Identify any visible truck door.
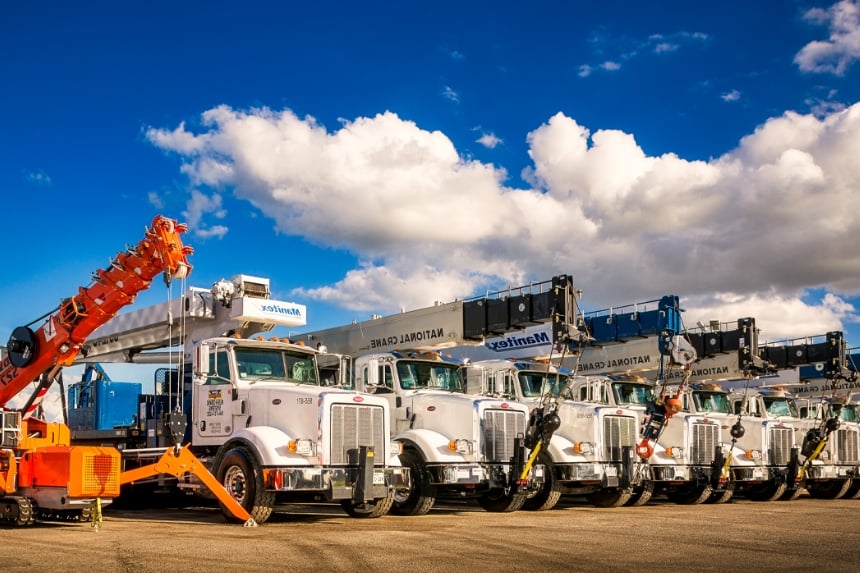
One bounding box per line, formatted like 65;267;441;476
193;345;233;438
364;359;409;434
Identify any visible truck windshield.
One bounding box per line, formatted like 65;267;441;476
235;347;318;386
837;404;859;423
518;372;567;398
612;382;654;406
692;391;732;414
397;360;463;392
762;397;799;418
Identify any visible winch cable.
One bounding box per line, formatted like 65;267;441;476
636;324;693;459
798;373;841;480
519;315;573;481
721;369;755;481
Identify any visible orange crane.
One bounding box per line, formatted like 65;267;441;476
0;215;193;525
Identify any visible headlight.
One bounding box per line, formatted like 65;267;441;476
745;449;762;460
665;447;684;459
573;442;593;454
288;438;316;456
448;439;473;454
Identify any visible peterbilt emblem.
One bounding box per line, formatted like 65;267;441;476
272;398;282;405
353;396;364;403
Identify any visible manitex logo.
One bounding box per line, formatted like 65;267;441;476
486;331;551;352
260;303;303;317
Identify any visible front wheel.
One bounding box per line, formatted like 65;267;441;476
391;450;435;516
624;480;655;507
705;482;735;504
585;488;633;508
807;479;852;500
522;454;562;511
477;490;526;512
842;479;860;499
745;480;787;502
341;490;394;518
665;483;713;505
217;447;276;524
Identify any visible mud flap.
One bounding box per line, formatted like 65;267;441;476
510;436;530;492
710;446;725;490
620;445;634;489
785;447;801;491
349;445;375;503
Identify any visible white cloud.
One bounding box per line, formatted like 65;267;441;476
148;191;164;209
148;102;860;340
721;89;741;102
23;169;51;185
442;86;460;103
477;132;503;148
795;0;860;75
182;188;228;239
578;64;592;78
600;61;621;71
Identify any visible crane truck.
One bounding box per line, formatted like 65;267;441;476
461;358;651;509
70;274;406;523
300;275;578;515
0;215;192;526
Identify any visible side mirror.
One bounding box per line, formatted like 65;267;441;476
194;343;210;383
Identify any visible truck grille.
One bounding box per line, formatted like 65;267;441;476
603;415;636;462
330;404;386;465
690;423;719;465
834;428;859;464
768;427;794;466
482;409;526;462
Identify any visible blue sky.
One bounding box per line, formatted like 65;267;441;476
2;0;860;389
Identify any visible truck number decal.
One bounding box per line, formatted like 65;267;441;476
296;397;313;405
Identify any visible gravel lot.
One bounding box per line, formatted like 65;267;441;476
1;494;857;573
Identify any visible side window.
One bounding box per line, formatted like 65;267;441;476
207;349;231;384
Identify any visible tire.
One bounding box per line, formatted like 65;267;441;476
842;479;860;499
390;450;435;516
341;489;394;518
706;482;735;504
625;480;655;507
665;483;713;505
585;488;633;508
745;480;787;502
477;490;527;512
217;447;275;524
779;486;803;501
522;454;562;511
807;479;852;500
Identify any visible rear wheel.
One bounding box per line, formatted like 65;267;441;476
778;486;803;501
586;488;633;508
522;454;562;511
217;447;275;524
477;490;526;512
807;479;852;500
665;483;713;505
391;450;435;516
745;480;787;502
341;489;394;518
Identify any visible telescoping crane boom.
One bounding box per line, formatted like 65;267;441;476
0;215;192;526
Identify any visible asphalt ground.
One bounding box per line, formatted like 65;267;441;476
1;494;857;573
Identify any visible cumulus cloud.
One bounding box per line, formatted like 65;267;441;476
147;102;860;340
477;132;503;148
721;89;741;102
795;0;860;75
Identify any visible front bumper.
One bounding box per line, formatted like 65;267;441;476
261;466;408;501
